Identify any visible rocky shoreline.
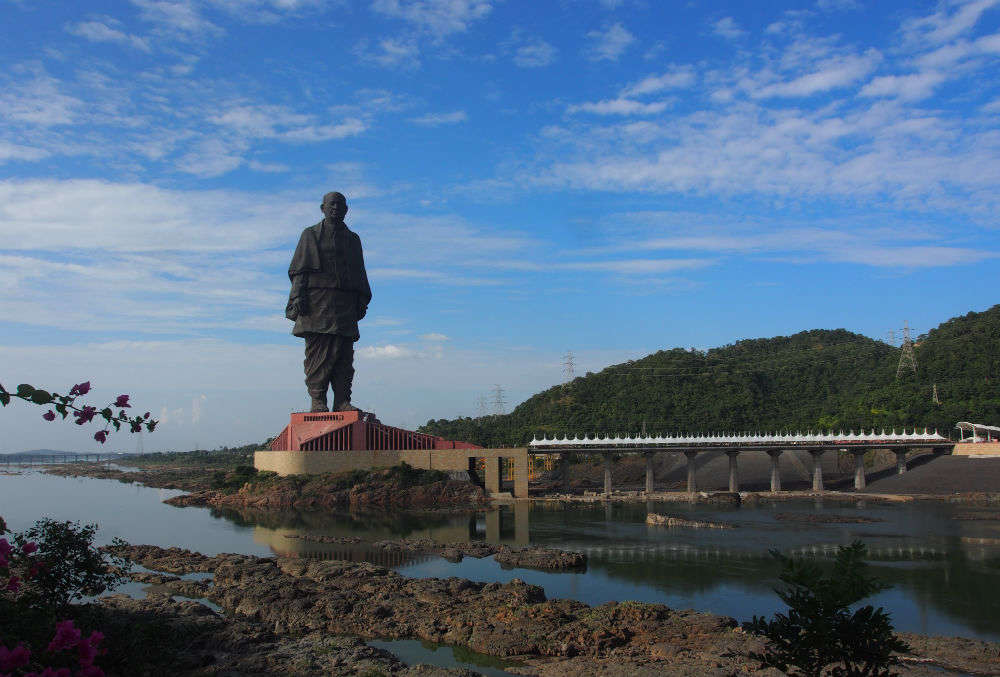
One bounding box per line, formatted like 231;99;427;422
104;543;1000;676
283;535;587;570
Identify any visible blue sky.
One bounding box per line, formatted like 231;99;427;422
1;0;998;452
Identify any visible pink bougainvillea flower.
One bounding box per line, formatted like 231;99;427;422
93;430;108;444
6;576;21;592
42;410;56;421
0;643;31;671
21;542;38;555
73;406;97;425
69;382;91;397
47;620;82;653
143;411;150;419
113;395;130;408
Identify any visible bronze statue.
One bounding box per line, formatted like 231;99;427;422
286;192;372;412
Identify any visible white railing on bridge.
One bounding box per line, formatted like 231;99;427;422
529;428;948;449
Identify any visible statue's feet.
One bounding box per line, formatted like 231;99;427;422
310;397;328;412
333;400;360;412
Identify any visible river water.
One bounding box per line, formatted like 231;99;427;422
2;468;999;651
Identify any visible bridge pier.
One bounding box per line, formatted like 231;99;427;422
603;453;612;497
809;449;825;491
726;451;739;492
559;453;570;490
767;450;782;492
684;450;697;493
853;451;867;490
895;449;907;475
644;452;655;495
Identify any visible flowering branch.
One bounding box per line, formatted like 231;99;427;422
0;381;157;445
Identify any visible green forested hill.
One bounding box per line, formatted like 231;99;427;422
419;305;1000;447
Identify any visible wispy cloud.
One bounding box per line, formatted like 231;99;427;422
712;17;746;40
567;98;670;116
66;19;152;52
410;110;468;125
513;39;557;67
620;66;696;97
585;22;635;61
371;0;494;37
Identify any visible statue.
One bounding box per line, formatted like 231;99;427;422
286;192;372;412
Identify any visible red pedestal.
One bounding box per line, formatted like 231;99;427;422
269;410;479;452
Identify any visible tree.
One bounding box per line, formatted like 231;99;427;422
745;541;910;677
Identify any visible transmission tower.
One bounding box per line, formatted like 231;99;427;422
474;393;488;418
932;383;941;404
562;350;576;381
896;321;917;379
492;384;506;415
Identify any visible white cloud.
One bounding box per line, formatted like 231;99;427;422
620;66;696;97
410;110;468;125
585;22;635;61
0;74;82;126
358;37;421;68
567;98;670;116
816;0;861;10
513;39;557;68
129;0;222;36
209;104;367;142
420;332;450;341
66;20;151;51
859;71;947;101
371;0;494;37
901;0;999;46
358;344;418;359
712;17;746;40
753;50;881;98
0;141;48;163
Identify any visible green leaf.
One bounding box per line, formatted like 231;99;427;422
30;389;53;405
16;383;35;397
0;392;9;406
112;420;121;431
56;403;68;419
101;407;112;421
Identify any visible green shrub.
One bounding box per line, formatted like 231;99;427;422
745;541;909;677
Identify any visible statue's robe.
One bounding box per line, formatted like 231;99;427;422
286;219;371;340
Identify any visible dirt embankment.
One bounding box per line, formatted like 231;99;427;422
106;543;1000;677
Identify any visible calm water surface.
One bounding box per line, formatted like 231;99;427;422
2;469;999;647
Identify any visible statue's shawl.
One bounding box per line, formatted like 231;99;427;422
288;222;324;280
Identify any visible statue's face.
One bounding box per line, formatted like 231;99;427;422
322;195;347;221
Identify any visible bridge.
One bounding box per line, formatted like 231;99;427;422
529;428;952;494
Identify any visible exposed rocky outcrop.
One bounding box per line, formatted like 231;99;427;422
773;512;883;524
101;543;1000;677
285;535;587;570
98;593;477;676
645;514;734;529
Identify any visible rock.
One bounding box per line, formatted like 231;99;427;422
494;546;587;570
646;514;734;529
773;513;883;524
700;492;741;506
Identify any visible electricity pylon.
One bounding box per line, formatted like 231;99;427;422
562;350;576;382
896;321;917;379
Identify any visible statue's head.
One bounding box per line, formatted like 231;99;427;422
321;191;348;222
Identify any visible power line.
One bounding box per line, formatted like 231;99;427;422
474;393;488;418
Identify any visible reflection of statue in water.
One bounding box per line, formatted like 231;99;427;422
286;192;372;412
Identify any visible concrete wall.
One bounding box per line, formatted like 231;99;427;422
253;447;529;498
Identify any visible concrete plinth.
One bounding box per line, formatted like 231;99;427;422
645;453;655;494
603;453;612;496
727;451;739;492
768;450;782;492
853;451;867;490
685;450;698;493
810;450;824;491
895;450;907;475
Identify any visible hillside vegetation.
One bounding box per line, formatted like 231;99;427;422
419;305;1000;447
